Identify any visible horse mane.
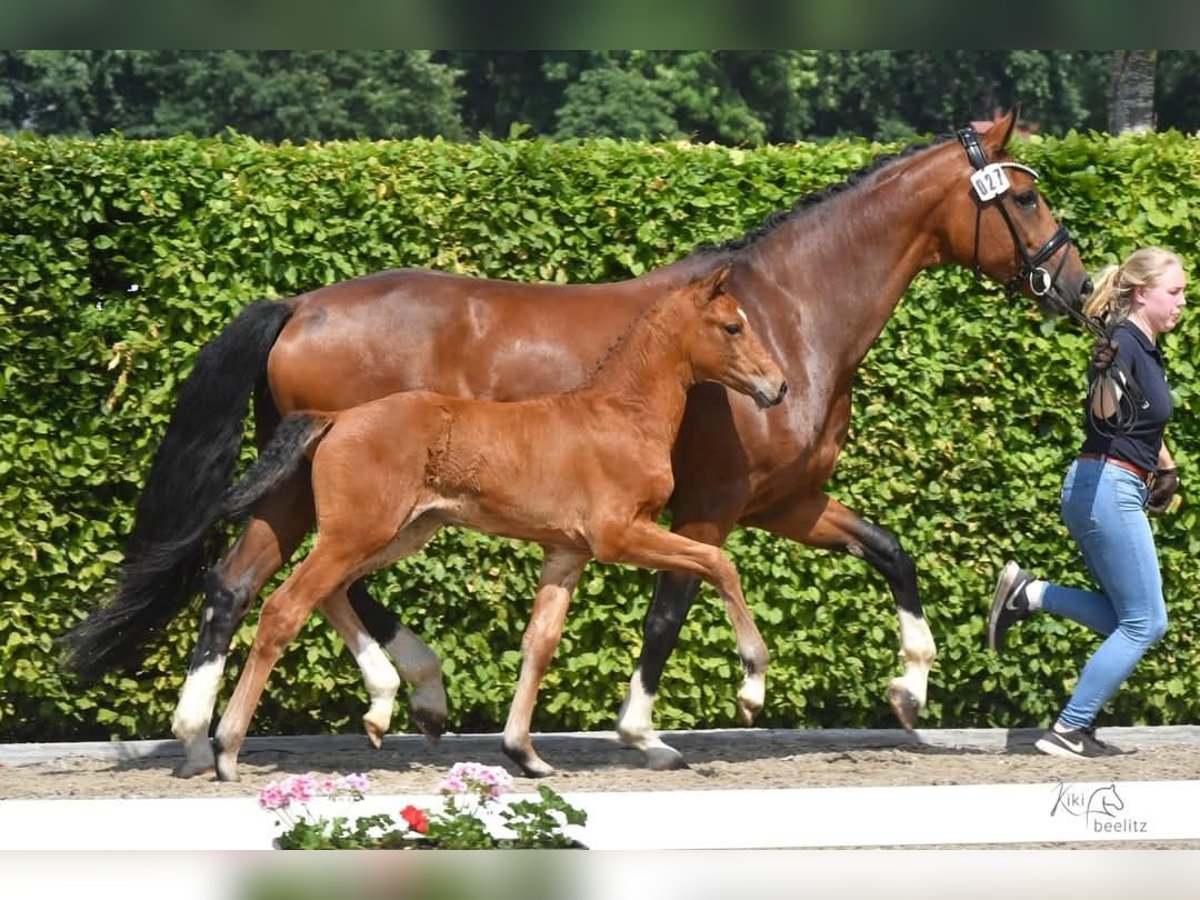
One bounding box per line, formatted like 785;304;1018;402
583;292;668;384
691;133;956;257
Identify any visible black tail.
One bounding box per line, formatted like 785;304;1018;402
60;300;294;678
222;413;331;524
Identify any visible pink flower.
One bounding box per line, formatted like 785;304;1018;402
281;774;317;804
439;762;513;798
341;773;371;794
256;781;289;811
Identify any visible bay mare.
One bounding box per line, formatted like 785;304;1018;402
209;266;787;781
63;110;1093;776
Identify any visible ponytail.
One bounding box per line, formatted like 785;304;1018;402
1082;246;1182;327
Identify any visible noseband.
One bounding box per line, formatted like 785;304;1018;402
956;127;1096;332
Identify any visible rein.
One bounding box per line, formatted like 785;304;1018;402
956;127;1146;437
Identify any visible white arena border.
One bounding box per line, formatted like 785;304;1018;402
3;726;1200;850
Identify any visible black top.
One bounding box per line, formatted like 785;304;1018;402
1079;320;1172;472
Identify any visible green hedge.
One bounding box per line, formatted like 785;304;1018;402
2;131;1198;743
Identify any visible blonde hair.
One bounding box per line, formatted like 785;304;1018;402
1083;245;1183;325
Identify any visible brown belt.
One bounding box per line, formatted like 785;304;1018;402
1079;452;1155;487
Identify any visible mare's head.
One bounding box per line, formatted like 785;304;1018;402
939;107;1092;318
678;263;788;408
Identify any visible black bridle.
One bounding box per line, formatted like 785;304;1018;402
956;126;1103;338
957;127;1146;434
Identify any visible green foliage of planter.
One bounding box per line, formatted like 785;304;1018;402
2;130;1198;743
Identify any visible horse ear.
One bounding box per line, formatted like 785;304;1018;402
983;105;1019;152
700;263;733;302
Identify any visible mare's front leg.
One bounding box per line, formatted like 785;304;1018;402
502;547;590;778
745;491;934;729
616;520;730;771
171;471;313;777
597;521;768;730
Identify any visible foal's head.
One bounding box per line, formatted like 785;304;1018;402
679;264;788;408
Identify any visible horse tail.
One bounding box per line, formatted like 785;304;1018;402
222;413;332;524
60;299;294;678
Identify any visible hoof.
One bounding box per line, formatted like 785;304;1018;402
172;759;215;779
173;739;216;778
214;761;240;783
736;699;761;726
502;741;555;778
364;717;386;750
410;707;445;743
643;745;687;771
887;684;921;731
519;760;555;779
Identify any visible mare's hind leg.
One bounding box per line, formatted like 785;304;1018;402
745;491;934;730
502;547;589;778
171;472;312;777
616;520;730;771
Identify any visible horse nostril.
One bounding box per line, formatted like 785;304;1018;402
777;381;789;400
1080;277;1094;298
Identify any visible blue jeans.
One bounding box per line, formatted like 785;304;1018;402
1040;457;1168;729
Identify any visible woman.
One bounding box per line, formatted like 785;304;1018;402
988;246;1187;759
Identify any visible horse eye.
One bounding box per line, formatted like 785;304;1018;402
724;323;743;336
1015;191;1038;209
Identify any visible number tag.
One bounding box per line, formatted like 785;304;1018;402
970;163;1011;201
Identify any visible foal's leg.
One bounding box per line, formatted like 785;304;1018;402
339;581;448;742
319;592;402;749
171;474;312;777
213;543;360;782
214;514;441;782
616;520;728;770
596;521;768;725
501;547;589;778
173;487;441;775
745;491;935;730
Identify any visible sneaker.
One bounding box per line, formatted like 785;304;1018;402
1080;725;1128;757
988;560;1035;652
1035;726;1126;759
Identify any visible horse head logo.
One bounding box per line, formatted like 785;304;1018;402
1086;784;1125;823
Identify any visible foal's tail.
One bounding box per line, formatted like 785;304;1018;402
222;413;332;524
60;300;294;678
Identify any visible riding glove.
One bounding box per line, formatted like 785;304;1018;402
1089;333;1118;376
1147;467;1180;515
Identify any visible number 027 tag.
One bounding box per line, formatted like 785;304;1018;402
970;163;1011;202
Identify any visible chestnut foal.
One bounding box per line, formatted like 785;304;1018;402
211;264;787;780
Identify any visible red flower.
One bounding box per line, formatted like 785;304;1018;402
400;804;429;834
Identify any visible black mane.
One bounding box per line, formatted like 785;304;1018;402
692;133;955;256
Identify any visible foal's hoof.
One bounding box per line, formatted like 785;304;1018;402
410;707;445;743
363;717;387;750
643;745;687;771
887;683;922;731
736;699;762;726
502;741;555;778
